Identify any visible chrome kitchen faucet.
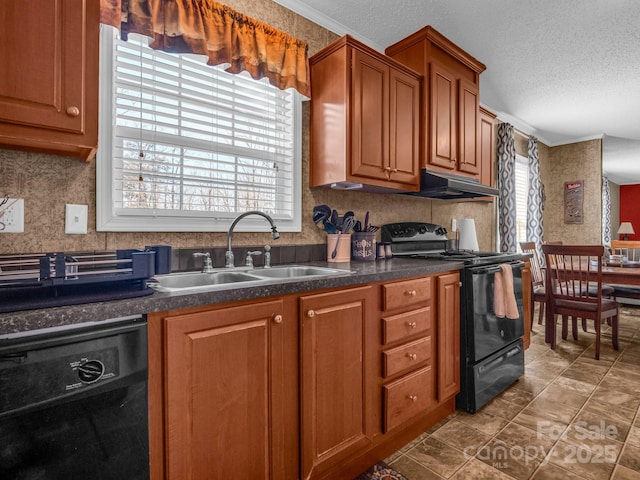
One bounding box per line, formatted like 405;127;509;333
226;211;280;268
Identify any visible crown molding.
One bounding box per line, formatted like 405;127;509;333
272;0;385;52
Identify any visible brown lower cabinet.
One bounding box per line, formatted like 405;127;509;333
147;271;460;479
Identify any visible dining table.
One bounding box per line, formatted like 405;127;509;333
544;260;640;343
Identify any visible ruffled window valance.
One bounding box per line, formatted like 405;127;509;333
99;0;310;97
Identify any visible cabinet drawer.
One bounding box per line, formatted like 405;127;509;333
383;277;432;310
383;366;432;432
382;306;432;345
382;336;431;378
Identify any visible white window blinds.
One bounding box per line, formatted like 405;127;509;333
97;27;302;232
515;154;530;245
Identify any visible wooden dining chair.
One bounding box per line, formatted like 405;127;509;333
610;240;640;302
519;242;545;327
542;244;619;360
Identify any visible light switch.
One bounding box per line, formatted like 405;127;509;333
65;204;88;234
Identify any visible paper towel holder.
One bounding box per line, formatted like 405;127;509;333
458;218;479;251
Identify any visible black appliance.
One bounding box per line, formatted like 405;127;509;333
0;316;149;479
404;169;499;200
382;222;525;413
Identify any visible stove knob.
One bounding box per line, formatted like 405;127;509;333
435;227;448;236
77;359;105;384
419;225;427;235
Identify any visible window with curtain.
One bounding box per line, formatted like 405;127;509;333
515;154;529;245
96;27;302;232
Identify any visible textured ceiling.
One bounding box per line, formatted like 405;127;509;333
275;0;640;185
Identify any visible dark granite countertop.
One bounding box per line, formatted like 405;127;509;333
0;258;463;338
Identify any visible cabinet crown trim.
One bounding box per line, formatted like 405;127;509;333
385;25;486;74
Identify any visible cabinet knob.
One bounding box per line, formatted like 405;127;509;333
66;106;80;117
306;310;315;318
405;290;417;297
407;353;417;360
407;321;417;329
273;314;283;324
408;395;418;402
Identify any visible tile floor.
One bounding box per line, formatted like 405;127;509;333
385;305;640;480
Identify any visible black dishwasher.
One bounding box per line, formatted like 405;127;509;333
0;316;149;480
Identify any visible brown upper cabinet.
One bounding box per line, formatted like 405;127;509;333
309;35;421;193
386;26;487;183
0;0;99;161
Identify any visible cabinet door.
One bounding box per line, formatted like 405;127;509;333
437;272;461;401
351;49;389;181
429;62;457;170
389;68;420;188
164;300;287;480
300;286;373;479
457;79;480;176
0;0;98;160
479;107;496;187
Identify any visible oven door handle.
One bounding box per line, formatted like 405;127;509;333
470;260;525;275
478;343;523;373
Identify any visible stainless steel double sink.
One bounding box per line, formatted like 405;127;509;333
149;265;354;293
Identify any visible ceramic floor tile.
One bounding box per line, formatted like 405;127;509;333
454;411;510;436
612;465;640;480
552;375;599;396
498;386;537;406
406;437;470;478
547;440;619;480
590;385;640;411
431;419;492;456
619;443;640;473
581;399;637;432
495;422;556;461
479;397;525;420
389;454;445;479
536;384;589;409
448;458;515;480
531;461;591;480
518;396;582;425
512;408;569;441
627;426;640;448
476;439;541;479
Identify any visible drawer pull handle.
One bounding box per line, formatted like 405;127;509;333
66;106;80;117
405;290;417;297
408;395;418;402
273;314;283;324
306;310;315;318
407;322;417;329
407;353;417;360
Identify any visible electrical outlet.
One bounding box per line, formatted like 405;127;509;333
65;204;88;235
0;198;25;233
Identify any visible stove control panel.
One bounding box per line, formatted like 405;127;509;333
381;222;448;242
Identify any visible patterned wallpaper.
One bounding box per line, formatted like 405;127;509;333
541;139;603;245
0;0;498;255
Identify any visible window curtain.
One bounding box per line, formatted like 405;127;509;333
497;123;517;253
99;0;311;97
602;175;612;246
526;136;544;262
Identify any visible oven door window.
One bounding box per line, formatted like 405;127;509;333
468;263;525;362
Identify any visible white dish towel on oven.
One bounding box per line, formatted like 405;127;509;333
494;263;519;319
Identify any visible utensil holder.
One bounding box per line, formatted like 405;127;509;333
351;232;376;261
327;234;351;262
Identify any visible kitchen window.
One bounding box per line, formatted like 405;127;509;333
96;27;302;232
515;154;529;245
